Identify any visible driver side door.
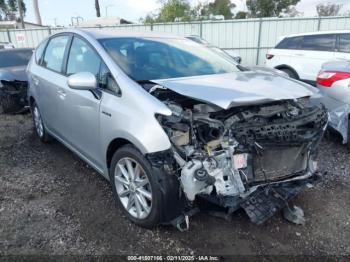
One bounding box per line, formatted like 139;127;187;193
57;36;104;170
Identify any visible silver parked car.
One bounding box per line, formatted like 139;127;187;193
316;61;350;147
27;29;328;229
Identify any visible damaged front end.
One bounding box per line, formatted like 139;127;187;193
0;80;28;113
151;87;328;226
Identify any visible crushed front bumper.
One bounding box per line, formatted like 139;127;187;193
201;171;322;225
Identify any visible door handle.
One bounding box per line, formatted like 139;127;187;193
294;53;304;56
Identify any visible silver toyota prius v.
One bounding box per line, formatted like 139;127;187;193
27;29;328;230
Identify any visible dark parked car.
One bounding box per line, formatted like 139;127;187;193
0;48;33;113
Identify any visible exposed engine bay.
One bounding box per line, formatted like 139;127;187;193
145;83;328;227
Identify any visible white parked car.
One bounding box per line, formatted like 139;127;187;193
265;30;350;85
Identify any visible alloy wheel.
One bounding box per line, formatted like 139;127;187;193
114;157;153;219
33;105;44;138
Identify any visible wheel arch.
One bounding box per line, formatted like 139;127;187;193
274;64;300;79
106;137;134;170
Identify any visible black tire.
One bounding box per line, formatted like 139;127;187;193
0;95;22;114
109;144;164;228
280;68;298;79
31;101;52;143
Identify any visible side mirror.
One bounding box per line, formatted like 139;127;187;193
68;72;97;90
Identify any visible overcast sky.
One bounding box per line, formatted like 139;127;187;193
22;0;350;26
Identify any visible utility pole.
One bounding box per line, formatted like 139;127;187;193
32;0;42;25
17;0;25;29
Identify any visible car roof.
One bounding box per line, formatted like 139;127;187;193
55;28;184;40
282;30;350;39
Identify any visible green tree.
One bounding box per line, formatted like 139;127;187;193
235;11;248;19
246;0;300;18
0;0;26;20
157;0;192;22
205;0;235;19
316;2;342;17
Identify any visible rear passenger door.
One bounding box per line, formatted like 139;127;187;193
290;34;336;82
36;34;71;133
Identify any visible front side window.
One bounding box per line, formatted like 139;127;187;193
66;37;101;76
42;35;70;73
275;36;302;49
301;34;336;51
339;34;350;53
99;37;240;81
0;49;33;68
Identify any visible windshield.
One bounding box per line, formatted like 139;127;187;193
99;37;239;81
0;49;33;68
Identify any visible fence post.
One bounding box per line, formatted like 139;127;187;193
199;20;203;37
6;29;11;43
317;17;321;31
150;23;153;31
255;18;263;65
48;27;52;35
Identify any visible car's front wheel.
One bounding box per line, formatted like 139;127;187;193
31;101;52;143
109;145;162;228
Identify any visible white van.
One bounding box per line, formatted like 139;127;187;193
265;30;350;85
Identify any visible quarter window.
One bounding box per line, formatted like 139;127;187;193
99;62;120;94
339;34;350;53
301;34;336;51
66;37;101;76
42;35;70;73
35;39;48;64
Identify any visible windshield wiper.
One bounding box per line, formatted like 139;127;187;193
237;64;249;71
136;80;156;85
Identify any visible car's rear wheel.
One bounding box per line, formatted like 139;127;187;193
280;68;298;79
109;145;162;228
31;101;52;143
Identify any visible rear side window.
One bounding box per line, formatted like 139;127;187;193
301;34;336;51
35;39;48;64
339;34;350;53
275;36;302;49
42;35;70;73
